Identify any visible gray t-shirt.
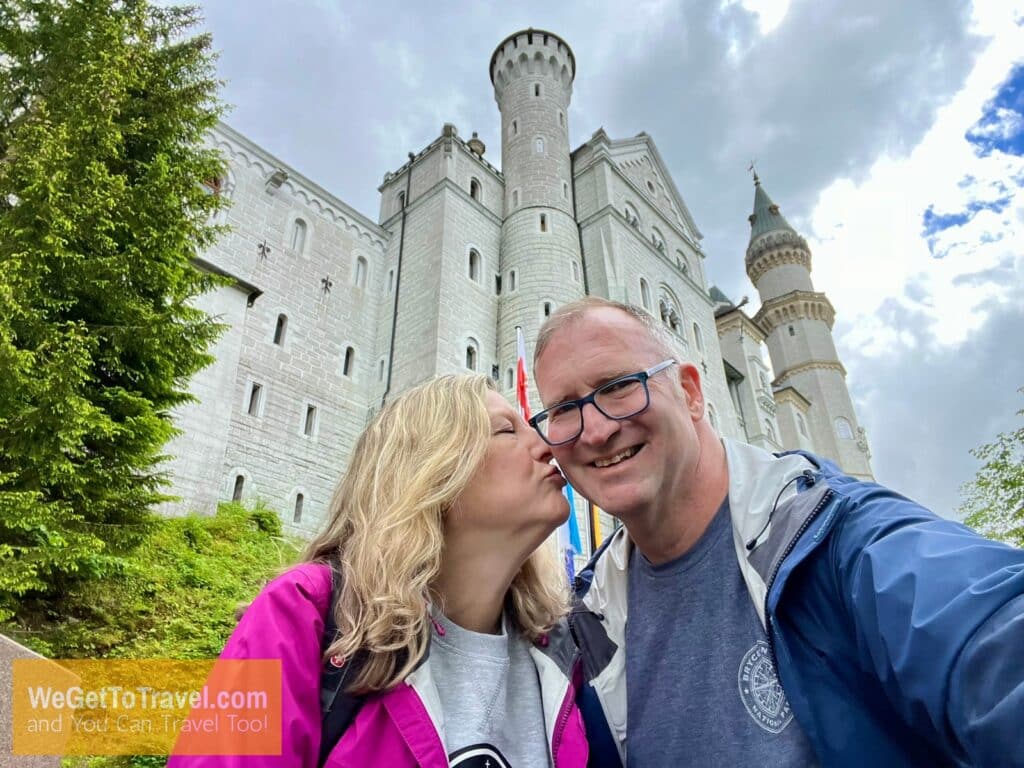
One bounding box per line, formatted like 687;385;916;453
429;610;551;768
625;499;818;767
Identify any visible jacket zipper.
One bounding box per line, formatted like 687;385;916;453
763;487;834;672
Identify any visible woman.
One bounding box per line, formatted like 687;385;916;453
169;374;587;767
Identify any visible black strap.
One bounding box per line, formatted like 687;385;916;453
317;558;366;767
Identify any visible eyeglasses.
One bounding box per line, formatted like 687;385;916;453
529;359;677;446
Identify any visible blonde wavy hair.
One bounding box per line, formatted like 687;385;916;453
304;373;569;693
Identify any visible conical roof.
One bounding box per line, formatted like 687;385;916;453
747;173;796;244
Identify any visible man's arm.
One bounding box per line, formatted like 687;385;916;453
831;481;1024;765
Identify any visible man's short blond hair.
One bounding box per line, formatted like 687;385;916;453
533;296;680;368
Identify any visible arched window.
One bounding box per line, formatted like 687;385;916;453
355;256;367;289
572;261;580;282
639;278;652;310
562;181;569;200
387;268;394;293
693;322;704;353
835;417;854;440
509;269;517;292
765;419;777;443
512;189;520;208
677;251;690;276
293;493;304;523
470;178;481;201
466;339;479;371
232;474;244;502
534;137;545;154
303;405;317;436
290;218;307;253
542;301;553;318
343;346;355;377
468;249;481;282
539;213;548;232
379;359;385;381
397;191;406;210
273;314;287;346
797;412;809;438
758;369;769;392
533;82;542;97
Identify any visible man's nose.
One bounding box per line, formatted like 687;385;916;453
577;401;621;447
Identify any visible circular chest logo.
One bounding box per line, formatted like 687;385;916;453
737;640;794;734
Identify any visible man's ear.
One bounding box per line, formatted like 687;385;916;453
677;363;704;421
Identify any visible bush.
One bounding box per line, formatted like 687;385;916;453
3;502;302;660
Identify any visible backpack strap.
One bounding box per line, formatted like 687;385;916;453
317;557;366;767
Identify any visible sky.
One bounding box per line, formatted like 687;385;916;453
194;0;1024;517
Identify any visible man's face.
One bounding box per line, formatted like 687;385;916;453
534;308;704;522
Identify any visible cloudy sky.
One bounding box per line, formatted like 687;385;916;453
195;0;1024;517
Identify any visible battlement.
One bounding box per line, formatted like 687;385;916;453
490;29;575;102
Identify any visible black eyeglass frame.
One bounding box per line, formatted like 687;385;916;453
529;359;678;446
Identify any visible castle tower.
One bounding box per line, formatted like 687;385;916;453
490;30;585;398
745;173;873;480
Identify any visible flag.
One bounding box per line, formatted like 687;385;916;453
558;483;584;581
589;502;603;553
515;326;531;420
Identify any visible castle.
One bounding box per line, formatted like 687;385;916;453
161;29;873;545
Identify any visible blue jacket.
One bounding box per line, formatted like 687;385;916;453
571;440;1024;767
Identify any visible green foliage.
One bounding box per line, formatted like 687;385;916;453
0;0;228;614
4;502;302;661
961;388;1024;548
3;503;301;768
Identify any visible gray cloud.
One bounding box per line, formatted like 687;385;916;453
843;290;1024;517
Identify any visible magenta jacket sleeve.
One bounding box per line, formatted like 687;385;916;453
167;562;332;768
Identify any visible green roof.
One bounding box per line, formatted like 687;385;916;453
709;285;731;305
748;173;796;243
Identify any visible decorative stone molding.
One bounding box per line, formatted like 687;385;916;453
715;311;766;343
746;246;812;285
757;393;777;415
745;228;809;265
773;359;847;387
754;290;835;333
210;126;389;251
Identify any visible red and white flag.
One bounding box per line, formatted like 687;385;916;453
515;326;531;421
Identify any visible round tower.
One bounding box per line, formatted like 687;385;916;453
490;29;584;402
745;173;873;480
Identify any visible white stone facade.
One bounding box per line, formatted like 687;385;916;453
160;29;871;542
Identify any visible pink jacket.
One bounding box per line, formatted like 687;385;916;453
168;563;588;767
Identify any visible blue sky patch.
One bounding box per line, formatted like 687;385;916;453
966;63;1024;156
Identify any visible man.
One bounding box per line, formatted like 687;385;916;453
531;296;1024;767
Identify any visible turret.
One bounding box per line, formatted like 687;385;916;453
490;30;584;405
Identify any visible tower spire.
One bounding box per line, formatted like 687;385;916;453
747;172;795;244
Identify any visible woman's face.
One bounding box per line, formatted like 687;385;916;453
450;390;570;542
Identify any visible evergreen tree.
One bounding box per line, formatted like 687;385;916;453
960;388;1024;549
0;0;226;619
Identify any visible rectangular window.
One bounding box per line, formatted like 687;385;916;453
495;273;502;295
540;213;548;233
304;405;317;436
247;383;263;416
